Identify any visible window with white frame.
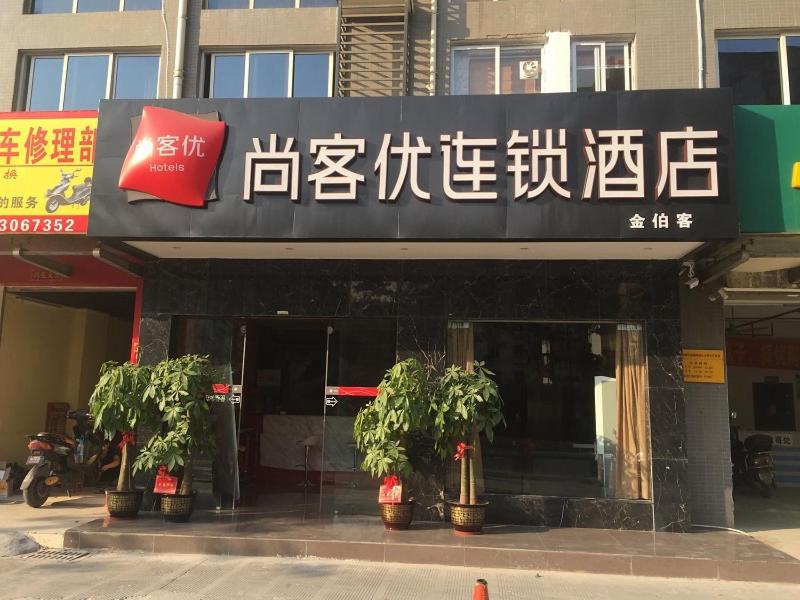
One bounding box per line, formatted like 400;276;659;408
205;0;336;8
31;0;161;12
206;51;332;98
572;42;631;93
451;46;542;95
718;36;800;105
26;53;160;110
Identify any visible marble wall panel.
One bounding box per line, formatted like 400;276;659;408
649;387;688;460
652;458;691;532
137;314;171;365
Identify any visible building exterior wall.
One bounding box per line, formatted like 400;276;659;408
703;0;800;89
680;286;734;528
0;0;797;107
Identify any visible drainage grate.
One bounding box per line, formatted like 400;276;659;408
25;548;89;562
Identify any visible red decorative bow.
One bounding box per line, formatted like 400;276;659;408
157;465;168;477
454;441;473;461
118;431;136;450
383;475;399;488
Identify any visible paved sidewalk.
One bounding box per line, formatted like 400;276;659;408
0;494;106;548
1;551;799;600
734;487;800;560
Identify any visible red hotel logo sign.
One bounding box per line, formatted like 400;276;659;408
118;106;225;208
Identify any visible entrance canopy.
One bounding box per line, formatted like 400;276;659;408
88;89;738;252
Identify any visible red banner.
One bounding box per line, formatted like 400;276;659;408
727;337;800;371
326;386;379;397
378;479;402;504
154;474;178;495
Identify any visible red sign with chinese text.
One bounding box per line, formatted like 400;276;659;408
118;106;225;208
726;337;800;371
154;473;178;495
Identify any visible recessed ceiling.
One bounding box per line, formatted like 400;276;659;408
10;291;135;321
733;257;800;273
127;241;703;261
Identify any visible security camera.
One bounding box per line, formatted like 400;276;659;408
686;277;700;289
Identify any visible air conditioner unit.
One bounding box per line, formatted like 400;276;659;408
519;60;540;80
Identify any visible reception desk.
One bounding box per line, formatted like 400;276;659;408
259;414;357;472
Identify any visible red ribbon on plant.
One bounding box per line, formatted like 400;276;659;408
118;431;136;450
454;441;473;461
383;474;399;489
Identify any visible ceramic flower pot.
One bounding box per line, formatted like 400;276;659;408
448;501;488;535
379;501;414;530
160;492;196;523
105;489;144;519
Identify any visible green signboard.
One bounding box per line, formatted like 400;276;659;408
736;105;800;233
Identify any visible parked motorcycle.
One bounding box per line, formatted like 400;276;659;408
45;169;92;214
731;426;776;498
21;409;101;508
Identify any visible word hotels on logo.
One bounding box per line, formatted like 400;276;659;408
242;126;720;212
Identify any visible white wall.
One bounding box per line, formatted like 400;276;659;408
0;295;131;465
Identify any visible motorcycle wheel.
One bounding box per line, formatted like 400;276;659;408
23;477;49;508
45;195;63;214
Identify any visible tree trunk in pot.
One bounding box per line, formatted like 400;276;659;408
117;442;130;492
179;454;193;495
468;447;477;506
459;452;469;505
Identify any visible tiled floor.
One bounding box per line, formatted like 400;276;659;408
64;495;800;584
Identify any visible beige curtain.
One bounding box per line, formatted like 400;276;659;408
615;325;652;500
446;322;484;494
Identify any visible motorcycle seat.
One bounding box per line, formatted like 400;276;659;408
35;432;71;446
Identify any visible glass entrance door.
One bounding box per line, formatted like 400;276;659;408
319;318;398;516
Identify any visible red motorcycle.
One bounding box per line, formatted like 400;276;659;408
21;409;101;508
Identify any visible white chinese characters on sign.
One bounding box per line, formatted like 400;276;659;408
656;127;718;199
241;127;720;217
627;211;693;230
441;131;498;201
374;132;432;202
583;129;644;199
507;129;570;200
308;133;366;201
243;134;300;202
134;135;207;160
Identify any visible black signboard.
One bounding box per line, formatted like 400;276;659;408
88;89;737;241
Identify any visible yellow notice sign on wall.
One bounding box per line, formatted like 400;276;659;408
0;111;97;234
683;349;726;384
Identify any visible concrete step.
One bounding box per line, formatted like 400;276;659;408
62;510;800;584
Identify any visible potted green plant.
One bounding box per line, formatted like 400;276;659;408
431;361;505;535
133;355;216;522
89;361;156;518
353;358;432;530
